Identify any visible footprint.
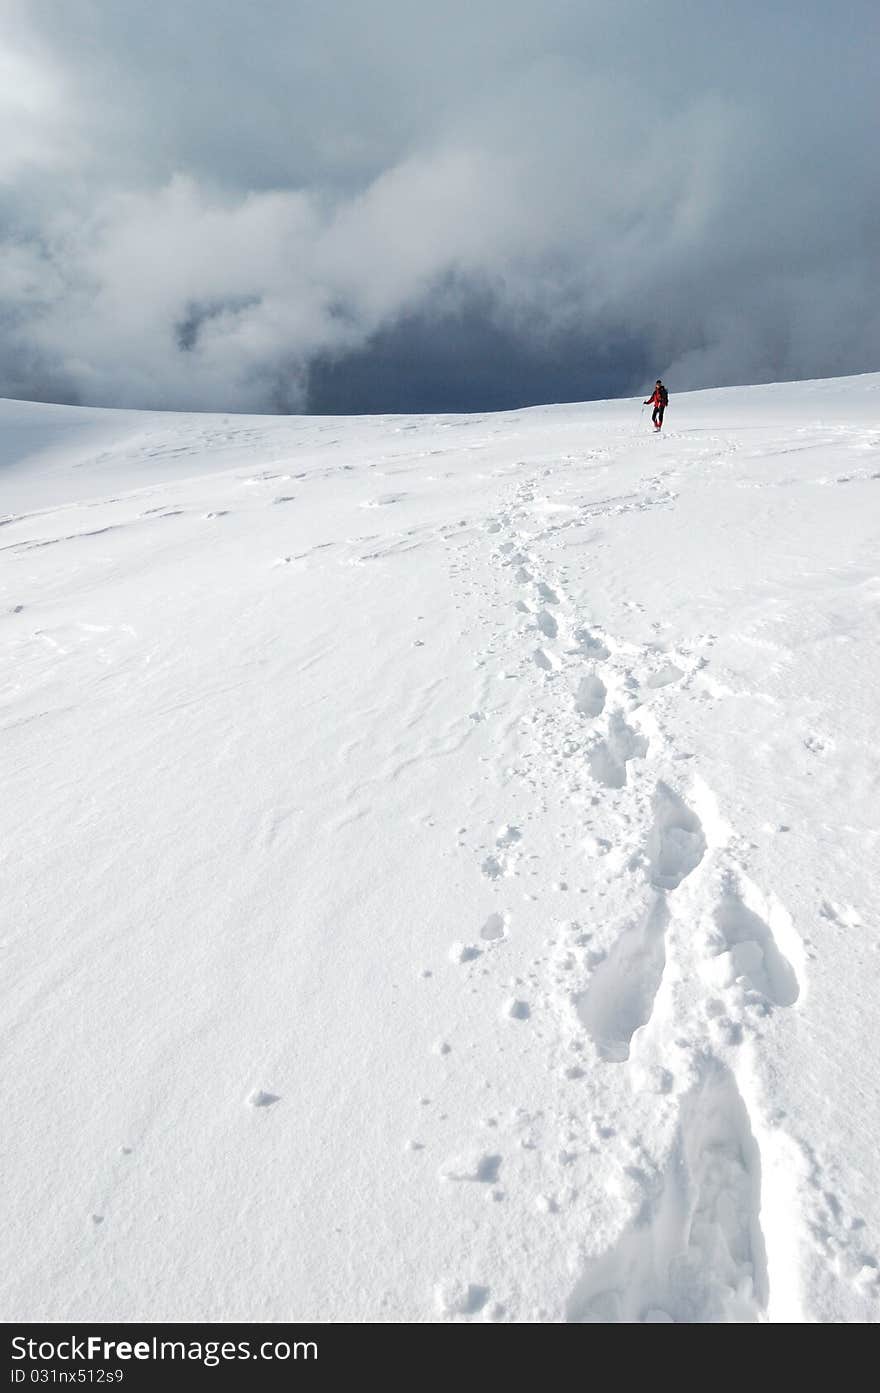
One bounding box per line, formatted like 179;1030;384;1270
575;674;607;718
449;942;482;964
819;900;861;928
646;784;706;890
481;911;509;941
536;610;558;640
536;582;560;605
576;896;669;1061
440;1153;503;1183
588;715;648;789
571;627;611;660
504;998;531;1020
567;1060;768;1321
435;1281;491;1317
495;825;522;848
646;662;684;689
712;877;800;1006
247;1089;281;1108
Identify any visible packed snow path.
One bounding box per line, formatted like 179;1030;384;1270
2;377;879;1322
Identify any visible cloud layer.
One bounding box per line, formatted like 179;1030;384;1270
1;1;878;412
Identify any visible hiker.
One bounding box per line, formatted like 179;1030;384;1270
644;380;668;430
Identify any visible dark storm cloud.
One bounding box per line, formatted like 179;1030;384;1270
1;0;878;412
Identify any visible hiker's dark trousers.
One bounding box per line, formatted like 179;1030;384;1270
652;406;665;427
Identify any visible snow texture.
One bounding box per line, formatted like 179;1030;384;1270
2;375;880;1322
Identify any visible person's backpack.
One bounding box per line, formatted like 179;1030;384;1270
658;384;669;407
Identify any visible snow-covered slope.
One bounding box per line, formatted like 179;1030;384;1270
2;376;879;1323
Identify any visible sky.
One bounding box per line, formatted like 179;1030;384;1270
1;0;878;414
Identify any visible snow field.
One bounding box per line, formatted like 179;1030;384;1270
2;377;879;1321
